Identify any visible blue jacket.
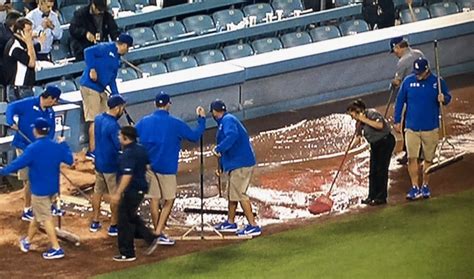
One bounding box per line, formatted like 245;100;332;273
136;110;206;174
94;112;121;173
0;137;73;196
6;96;56;150
395;73;451;131
80;42;120;95
215;113;256;172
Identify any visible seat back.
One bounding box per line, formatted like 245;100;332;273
251;37;283;54
399;7;431;23
223;43;254;60
429;2;459;17
116;67;139;81
183;15;215;35
339;19;370;36
138;61;168;76
165;56;198;72
127;27;157;47
195;49;226;66
60;4;85;24
212;9;245;27
153;21;187;42
309;25;341;42
243;3;274;23
45;80;77;93
280;31;312;48
271;0;304;17
50;42;70;62
456;0;473;9
120;0;149;11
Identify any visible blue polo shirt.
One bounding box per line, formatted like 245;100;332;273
94;112;121;173
6;96;56;150
395;73;451;131
119;142;149;193
80;42;120;95
0;137;74;196
136;110;206;174
215;113;256;172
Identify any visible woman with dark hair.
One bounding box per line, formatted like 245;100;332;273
347;99;395;206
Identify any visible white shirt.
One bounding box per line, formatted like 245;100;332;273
25;7;63;54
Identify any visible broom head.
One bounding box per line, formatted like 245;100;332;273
308;194;334;215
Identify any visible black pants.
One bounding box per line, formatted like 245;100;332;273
118;190;155;257
368;134;396;201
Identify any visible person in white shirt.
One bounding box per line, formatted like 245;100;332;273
0;0;12;23
25;0;62;61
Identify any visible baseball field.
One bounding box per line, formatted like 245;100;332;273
0;74;473;278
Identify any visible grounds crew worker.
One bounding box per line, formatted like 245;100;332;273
79;33;133;159
394;58;451;200
211;100;262;237
347;99;395;206
89;95;126;236
136;92;206;246
389;36;424;165
0;117;74;260
110;126;159;262
6;85;62;221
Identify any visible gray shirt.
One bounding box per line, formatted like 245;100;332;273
358;109;391;144
395;47;424;82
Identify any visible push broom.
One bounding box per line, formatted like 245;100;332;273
425;40;465;174
308;128;358;215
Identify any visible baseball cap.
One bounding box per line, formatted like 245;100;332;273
31;117;50;132
107;95;126;109
117;33;133;47
155;92;171;106
389;36;404;53
42;85;61;99
210;100;226;112
92;0;107;11
413;58;429;75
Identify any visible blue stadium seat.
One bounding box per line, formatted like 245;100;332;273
251;37;283;54
50;42;70;62
32;86;44;97
399;7;431;23
45;80;77;93
243;3;274;23
393;0;423;9
108;0;121;10
223;43;254;60
74;76;82;88
127;27;157;47
309;25;341;42
429;2;460;17
212;9;245;27
165;56;198;72
338;19;370;36
59;0;88;8
138;61;168;76
280;31;312;48
456;0;473;10
153;21;188;42
334;0;352;7
194;49;226;66
183;15;215;35
60;4;85;24
271;0;305;17
120;0;149;11
10;0;24;13
117;67;139;81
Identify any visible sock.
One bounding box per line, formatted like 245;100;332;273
23;207;31;212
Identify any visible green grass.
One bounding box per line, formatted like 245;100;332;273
98;190;474;279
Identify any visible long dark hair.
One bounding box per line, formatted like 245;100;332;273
347;99;366;114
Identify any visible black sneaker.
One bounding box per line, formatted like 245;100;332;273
369;199;387;206
361;197;372;204
397;155;408;165
145;237;159;255
113;255;136;262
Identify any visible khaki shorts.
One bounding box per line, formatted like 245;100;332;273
146;169;177;200
31;195;53;223
80;86;108;122
405;128;439;162
16;149;28;181
227;167;253;202
94;172;118;195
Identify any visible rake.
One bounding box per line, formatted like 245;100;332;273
425;40;465;174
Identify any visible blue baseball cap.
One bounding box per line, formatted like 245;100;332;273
210;100;226;112
389;36;405;53
107;95;126;108
413;58;429;74
42;85;61;99
117;33;133;47
155;92;171;106
31;117;50;132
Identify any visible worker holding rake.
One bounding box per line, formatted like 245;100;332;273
347;99;395;206
394;58;451;200
0;118;74;259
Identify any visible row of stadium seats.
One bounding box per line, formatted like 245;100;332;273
399;1;468;24
39;20;369;93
